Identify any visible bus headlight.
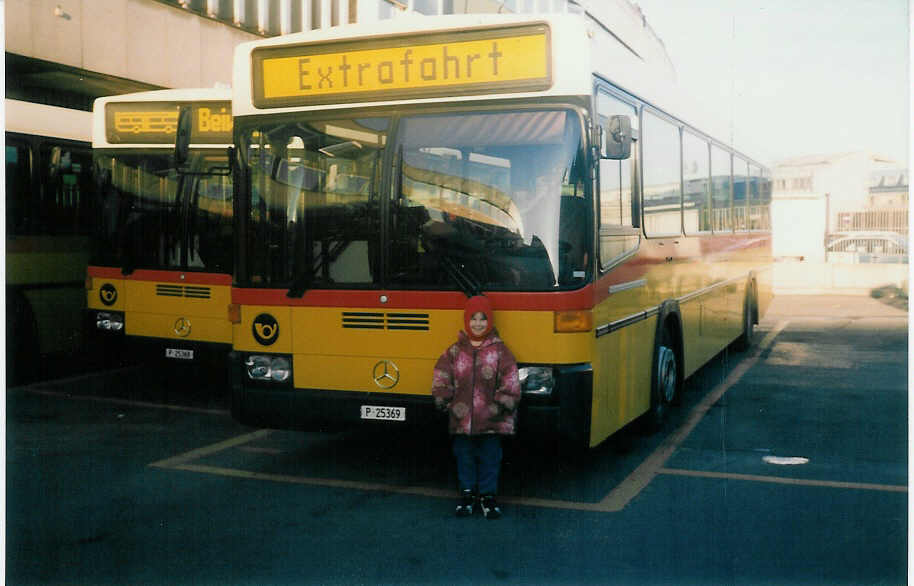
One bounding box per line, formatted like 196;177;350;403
245;355;292;383
518;366;554;396
95;311;124;332
270;357;291;382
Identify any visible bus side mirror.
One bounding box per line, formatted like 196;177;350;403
174;106;192;166
601;115;632;160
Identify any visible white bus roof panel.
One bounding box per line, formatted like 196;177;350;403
5;99;92;142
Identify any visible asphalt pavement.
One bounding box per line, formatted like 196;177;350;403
5;294;908;585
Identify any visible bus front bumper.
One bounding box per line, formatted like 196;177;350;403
229;351;592;442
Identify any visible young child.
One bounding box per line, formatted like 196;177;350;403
431;295;521;519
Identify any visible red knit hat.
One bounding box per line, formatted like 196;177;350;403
463;295;494;341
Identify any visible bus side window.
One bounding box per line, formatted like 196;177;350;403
710;145;732;233
6;140;32;235
734;157;750;231
641;110;682;237
596;90;639;269
40;144;92;236
757;166;772;230
683;131;711;234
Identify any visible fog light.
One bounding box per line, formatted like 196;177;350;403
95;311;124;332
245;355;271;380
518;366;554;396
270;357;291;382
245;355;292;383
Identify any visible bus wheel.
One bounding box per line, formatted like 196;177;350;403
645;326;679;433
735;284;756;352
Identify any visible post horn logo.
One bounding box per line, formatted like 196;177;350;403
173;317;192;337
252;313;279;346
100;283;118;306
372;360;400;389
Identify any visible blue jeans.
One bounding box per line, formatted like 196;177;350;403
452;435;503;495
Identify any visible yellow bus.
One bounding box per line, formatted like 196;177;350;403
6;99;94;384
227;13;772;447
86;89;235;372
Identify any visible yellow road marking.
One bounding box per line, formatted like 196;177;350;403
149;429;273;468
659;468;907;493
24;387;229;416
148;319;905;511
597;321;789;512
157;459;614;511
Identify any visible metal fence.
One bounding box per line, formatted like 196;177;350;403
826;231;908;264
836;208;908;236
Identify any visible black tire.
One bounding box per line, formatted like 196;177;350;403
734;283;756;352
644;325;680;433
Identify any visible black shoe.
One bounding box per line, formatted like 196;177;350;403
480;494;502;520
455;489;476;517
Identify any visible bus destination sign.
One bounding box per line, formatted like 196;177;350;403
105;101;232;144
252;24;551;108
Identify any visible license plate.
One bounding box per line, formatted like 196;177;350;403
360;405;406;421
165;348;194;360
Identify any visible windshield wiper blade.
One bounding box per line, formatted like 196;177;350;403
287;272;311;298
440;255;482;298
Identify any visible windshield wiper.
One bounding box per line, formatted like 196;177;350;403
287;271;312;298
439;255;482;298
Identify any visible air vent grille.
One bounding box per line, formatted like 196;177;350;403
156;284;212;299
342;312;429;331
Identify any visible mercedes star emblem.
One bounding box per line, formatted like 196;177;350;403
173;317;192;337
372;360;400;389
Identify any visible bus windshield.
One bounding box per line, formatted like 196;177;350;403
240;108;589;292
92;150;233;273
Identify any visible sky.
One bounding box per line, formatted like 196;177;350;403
630;0;909;167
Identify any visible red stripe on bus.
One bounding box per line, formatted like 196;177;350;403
590;233;772;304
230;234;770;310
87;266;231;285
231;286;595;311
87;266;124;279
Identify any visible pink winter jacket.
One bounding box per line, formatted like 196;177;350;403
431;329;521;435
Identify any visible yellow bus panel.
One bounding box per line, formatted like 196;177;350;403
121;281;232;343
294;354;435;395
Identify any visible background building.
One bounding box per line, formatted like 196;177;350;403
771;152;908;294
6;0;672;111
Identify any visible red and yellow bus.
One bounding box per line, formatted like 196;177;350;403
227;13;772;447
86;89;235;371
6;99;94;384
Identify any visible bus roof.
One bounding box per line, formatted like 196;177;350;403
232;13;764;166
232;12;725;141
232;14;602;117
93;87;232;149
5;99;92;142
